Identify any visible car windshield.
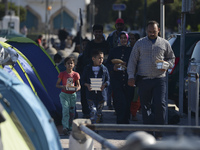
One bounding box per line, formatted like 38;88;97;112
191;41;200;62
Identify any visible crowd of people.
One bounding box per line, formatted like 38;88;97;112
54;19;175;139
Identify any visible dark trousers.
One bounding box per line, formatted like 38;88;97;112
107;84;113;107
138;77;167;125
112;83;133;124
81;85;91;115
60;40;66;50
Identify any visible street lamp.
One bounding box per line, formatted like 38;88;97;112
47;5;52;47
45;0;49;40
60;0;63;29
47;5;52;11
90;0;95;39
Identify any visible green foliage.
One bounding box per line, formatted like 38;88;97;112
165;0;182;30
146;0;182;31
0;3;5;19
186;25;191;31
186;0;200;31
0;2;26;22
95;0;116;24
19;6;26;22
95;0;200;33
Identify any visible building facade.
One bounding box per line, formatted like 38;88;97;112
10;0;88;35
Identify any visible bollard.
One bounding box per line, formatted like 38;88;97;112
69;119;94;150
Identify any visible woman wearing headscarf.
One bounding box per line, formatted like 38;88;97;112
106;31;134;124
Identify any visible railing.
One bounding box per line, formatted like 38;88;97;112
69;119;200;150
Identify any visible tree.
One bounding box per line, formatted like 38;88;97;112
186;0;200;31
95;0;116;24
93;0;200;33
0;2;26;22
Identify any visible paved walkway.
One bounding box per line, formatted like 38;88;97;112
47;33;199;149
57;91;198;149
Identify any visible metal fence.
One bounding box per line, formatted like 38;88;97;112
69;119;200;150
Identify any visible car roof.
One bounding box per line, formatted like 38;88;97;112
170;32;200;36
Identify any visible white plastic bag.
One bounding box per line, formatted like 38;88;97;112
0;44;18;66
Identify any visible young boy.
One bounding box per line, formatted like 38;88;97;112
82;50;110;123
56;57;80;135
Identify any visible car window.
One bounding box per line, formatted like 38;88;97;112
186;42;196;56
191;41;200;62
168;37;176;46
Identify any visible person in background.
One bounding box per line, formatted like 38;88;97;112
128;32;140;47
127;20;175;138
128;32;141;121
107;18;125;49
66;35;73;48
42;39;48;50
35;35;43;47
56;57;80;135
134;33;140;44
72;31;83;53
76;38;90;75
58;28;69;50
83;24;110;67
82;50;110;123
54;53;62;66
76;38;91;118
21;25;28;36
106;31;134;125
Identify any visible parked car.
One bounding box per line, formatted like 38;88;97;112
168;32;200;111
184;40;200;112
0;29;25;39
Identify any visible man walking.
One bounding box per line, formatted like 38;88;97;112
127;20;175;137
107;18;125;49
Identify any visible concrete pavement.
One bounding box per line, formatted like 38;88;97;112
46;33;199;149
57;91;199;150
58;90;136;149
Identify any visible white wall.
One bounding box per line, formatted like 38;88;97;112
11;0;86;24
2;16;20;32
7;0;88;34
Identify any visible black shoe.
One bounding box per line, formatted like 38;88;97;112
155;132;163;140
63;128;70;136
131;115;138;121
108;106;114;110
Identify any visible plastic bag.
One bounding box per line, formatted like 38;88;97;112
0;44;18;66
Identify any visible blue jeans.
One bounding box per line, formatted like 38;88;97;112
59;92;77;130
138;77;167;125
87;99;104;123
